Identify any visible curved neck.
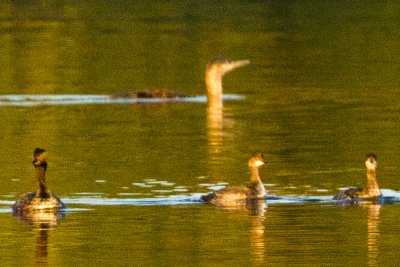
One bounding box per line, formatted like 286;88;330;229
206;69;223;107
249;166;266;197
366;168;380;197
35;166;48;198
249;166;262;184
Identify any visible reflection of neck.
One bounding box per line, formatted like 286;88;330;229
366;168;381;198
36;224;49;265
35;166;48;198
206;98;224;181
207;99;223;112
367;204;380;266
250;215;265;265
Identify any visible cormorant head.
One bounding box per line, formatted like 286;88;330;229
206;56;250;77
248;153;265;168
205;56;250;101
365;153;377;170
32;148;47;169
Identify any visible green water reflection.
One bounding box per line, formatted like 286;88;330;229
1;0;400;266
3;204;400;266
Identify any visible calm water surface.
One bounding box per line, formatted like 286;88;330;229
0;1;400;266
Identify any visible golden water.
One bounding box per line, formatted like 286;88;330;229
1;1;400;265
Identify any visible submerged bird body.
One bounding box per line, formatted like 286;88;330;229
111;56;250;102
13;148;65;214
333;153;382;202
202;153;266;206
111;89;187;99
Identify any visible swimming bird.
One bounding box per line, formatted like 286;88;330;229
13;148;65;214
111;56;250;103
201;153;267;206
333;153;382;202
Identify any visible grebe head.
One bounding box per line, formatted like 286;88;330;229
248;153;265;168
32;148;47;170
365;153;377;170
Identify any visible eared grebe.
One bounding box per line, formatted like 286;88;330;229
201;153;267;205
333;153;381;201
111;56;250;101
13;148;65;214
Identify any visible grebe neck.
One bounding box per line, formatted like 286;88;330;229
249;165;266;197
366;168;381;198
35;166;49;198
249;166;262;184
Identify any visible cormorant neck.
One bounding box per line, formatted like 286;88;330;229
366;168;381;198
35;166;49;198
205;68;223;107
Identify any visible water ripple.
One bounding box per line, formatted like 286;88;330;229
62;194;205;206
2;189;399;208
0;94;244;106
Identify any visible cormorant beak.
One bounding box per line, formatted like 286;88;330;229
223;60;250;74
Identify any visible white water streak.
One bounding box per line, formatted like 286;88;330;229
0;94;244;106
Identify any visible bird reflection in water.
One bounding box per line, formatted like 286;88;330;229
248;200;267;265
14;210;64;266
214;200;267;265
336;201;381;266
206;103;224;169
36;222;50;266
367;204;380;267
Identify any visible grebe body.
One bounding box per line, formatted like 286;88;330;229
202;153;266;206
13;148;65;214
333;153;382;202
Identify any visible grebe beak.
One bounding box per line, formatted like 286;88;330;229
32;148;47;166
254;160;265;167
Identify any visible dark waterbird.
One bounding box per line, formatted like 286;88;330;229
13;148;65;215
111;56;250;105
